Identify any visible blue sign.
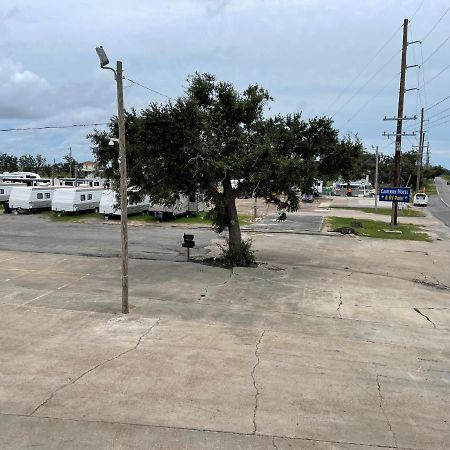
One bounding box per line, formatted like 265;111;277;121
379;187;411;202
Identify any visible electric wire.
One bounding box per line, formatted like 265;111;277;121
324;24;402;117
421;5;450;42
331;49;401;119
123;77;175;101
0;123;109;132
426;95;450;111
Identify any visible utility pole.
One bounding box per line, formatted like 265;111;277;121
116;60;129;314
391;19;409;225
69;146;72;178
52;158;55;186
415;107;425;193
425;142;430;167
382;19;419;225
375;145;379;212
96;46;129;314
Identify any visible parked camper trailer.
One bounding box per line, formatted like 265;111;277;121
0;183;21;203
9;185;57;213
54;177;105;187
332;180;375;197
52;187;104;214
99;189;150;218
148;193;206;220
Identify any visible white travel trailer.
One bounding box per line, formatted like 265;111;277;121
0;183;24;203
149;195;190;219
54;177;106;187
52;187;104;214
99;189;150;217
9;185;57;212
149;193;206;220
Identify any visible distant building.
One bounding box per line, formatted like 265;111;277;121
81;161;97;178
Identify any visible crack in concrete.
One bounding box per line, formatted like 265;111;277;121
415;273;450;291
251;330;265;435
29;319;160;416
337;291;343;319
376;375;397;448
413;307;437;328
272;436;279;450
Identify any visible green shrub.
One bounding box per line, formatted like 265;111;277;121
220;239;256;268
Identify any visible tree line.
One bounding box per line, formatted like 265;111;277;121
0;152;82;178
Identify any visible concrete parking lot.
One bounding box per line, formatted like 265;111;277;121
1;216;450;449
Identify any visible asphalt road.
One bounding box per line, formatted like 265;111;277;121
0;212;324;260
428;177;450;227
0;214;216;261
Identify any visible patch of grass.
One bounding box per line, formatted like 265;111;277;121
0;203;4;211
128;213;158;223
328;216;430;241
329;206;426;217
42;211;103;222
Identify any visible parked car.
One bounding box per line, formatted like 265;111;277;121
413;193;428;207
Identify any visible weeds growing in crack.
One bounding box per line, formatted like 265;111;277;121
29;319;160;416
376;375;397;447
251;330;265;434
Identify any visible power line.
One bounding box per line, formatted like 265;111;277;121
332;49;401;119
428;112;450;126
422;63;450;87
421;5;450;42
0;122;109;132
427;105;450;120
124;77;175;101
426;94;450;111
422;34;450;64
427;117;450;130
324;24;402;117
346;71;399;124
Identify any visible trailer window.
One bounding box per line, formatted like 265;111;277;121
94;182;99;186
87;194;92;200
37;193;43;199
45;193;51;199
0;189;4;194
80;194;86;201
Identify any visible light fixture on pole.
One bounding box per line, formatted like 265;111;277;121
96;46;129;314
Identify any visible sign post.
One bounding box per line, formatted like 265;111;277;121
380;187;411;222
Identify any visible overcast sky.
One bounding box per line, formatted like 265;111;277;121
1;0;449;168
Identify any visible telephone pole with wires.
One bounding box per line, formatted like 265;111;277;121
382;18;419;225
425;142;430;167
415;107;425;193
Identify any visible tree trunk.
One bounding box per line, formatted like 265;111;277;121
222;176;242;250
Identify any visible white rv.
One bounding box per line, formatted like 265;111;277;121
54;177;105;187
9;185;57;212
0;183;23;203
99;189;150;217
52;187;104;214
149;195;189;219
149;193;206;219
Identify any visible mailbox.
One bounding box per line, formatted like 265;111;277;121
182;234;195;248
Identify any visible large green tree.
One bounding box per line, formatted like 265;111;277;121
0;153;18;173
90;73;360;263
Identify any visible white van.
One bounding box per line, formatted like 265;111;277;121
413;193;428;207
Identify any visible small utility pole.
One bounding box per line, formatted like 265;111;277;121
96;46;129;314
425;142;430;167
375;145;379;212
415;107;425;193
51;158;55;186
69;147;72;178
116;61;129;314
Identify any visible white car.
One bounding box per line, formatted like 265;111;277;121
413;193;428;207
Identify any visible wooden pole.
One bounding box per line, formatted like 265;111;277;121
116;61;129;314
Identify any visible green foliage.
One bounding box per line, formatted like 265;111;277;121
220;238;256;268
0;153;18;172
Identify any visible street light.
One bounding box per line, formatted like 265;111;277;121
96;46;129;314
